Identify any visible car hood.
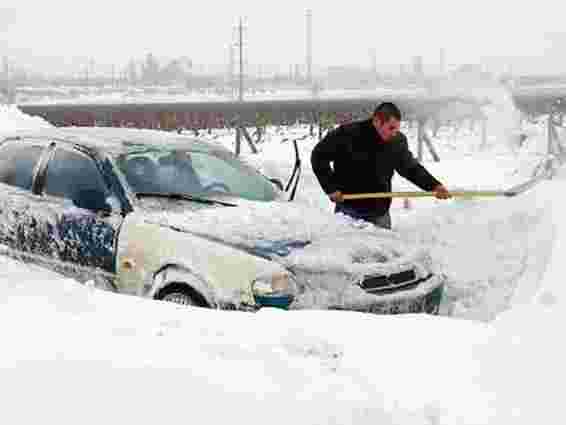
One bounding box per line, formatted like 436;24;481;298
138;197;432;279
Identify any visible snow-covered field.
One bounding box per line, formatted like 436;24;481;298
0;103;564;424
14;86;424;105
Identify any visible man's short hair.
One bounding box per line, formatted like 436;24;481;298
373;102;402;122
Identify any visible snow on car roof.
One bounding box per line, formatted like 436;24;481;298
1;126;221;156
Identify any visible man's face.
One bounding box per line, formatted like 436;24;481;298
373;116;401;142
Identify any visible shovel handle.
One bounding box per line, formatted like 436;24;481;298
342;190;506;200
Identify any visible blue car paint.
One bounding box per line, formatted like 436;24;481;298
253;294;295;310
250;239;311;259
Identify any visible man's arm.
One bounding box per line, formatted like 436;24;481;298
310;126;345;197
394;135;444;192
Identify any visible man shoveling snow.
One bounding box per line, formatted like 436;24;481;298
311;102;451;228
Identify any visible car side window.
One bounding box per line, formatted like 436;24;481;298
44;148;110;211
0;142;45;191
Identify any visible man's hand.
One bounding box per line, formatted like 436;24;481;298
433;184;451;200
329;191;344;203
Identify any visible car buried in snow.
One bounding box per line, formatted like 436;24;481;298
0;127;445;314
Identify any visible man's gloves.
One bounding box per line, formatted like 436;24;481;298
329;191;344;203
433;184;451;199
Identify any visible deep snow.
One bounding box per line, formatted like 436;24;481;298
0;104;564;424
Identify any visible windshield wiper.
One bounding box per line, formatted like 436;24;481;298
135;192;237;207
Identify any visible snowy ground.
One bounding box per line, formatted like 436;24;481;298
0;104;564;424
14;86;424;105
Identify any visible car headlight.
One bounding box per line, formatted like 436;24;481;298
251;272;297;309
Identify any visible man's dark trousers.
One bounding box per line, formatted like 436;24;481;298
334;204;392;229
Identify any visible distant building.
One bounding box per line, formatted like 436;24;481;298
0;84;15;104
323;66;377;89
451;64;494;81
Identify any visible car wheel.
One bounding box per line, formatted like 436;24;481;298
156;283;208;307
161;292;198;306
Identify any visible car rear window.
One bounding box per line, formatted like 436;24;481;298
0;142;44;191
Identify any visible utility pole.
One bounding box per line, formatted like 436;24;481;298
370;48;377;80
306;9;313;87
84;58;94;86
2;56;9;77
89;58;95;85
1;56;15;104
238;17;244;102
232;17;257;156
228;43;235;99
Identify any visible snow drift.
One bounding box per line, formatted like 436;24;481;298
0;103;565;424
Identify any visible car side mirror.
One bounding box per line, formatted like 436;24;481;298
268;178;284;191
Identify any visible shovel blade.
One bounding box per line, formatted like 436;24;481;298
503;174;546;197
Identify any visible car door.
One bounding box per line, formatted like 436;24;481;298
37;144;125;284
0;138;55;259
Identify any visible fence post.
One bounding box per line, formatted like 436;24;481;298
547;107;554;157
235;126;241;156
240;126;258;154
481;118;487;149
417;119;424;161
423;132;440;162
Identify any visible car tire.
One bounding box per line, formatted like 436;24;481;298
155;283;209;307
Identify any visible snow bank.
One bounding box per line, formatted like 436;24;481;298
0;256;495;425
396;184;555;320
0;248;562;425
0;104;565;424
0;105;52;135
515;175;566;308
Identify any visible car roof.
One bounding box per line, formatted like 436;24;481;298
2;126;224;157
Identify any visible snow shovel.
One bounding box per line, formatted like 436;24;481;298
342;175;543;200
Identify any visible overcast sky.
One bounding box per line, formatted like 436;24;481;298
1;0;566;75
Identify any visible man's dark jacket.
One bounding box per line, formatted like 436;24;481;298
311;118;441;216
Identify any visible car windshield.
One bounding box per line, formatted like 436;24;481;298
115;146;278;202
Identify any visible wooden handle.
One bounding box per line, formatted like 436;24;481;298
342;190;506;200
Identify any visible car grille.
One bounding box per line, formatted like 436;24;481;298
360;269;419;295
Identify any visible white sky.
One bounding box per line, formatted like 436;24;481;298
1;0;566;75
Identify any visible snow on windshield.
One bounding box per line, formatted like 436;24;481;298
116;146;278;202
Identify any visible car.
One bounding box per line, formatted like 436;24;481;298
0;127;445;314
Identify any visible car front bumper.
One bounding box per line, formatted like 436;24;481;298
331;274;445;315
284;273;445;315
242;274;445;315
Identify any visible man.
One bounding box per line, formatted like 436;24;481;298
311;102;450;229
